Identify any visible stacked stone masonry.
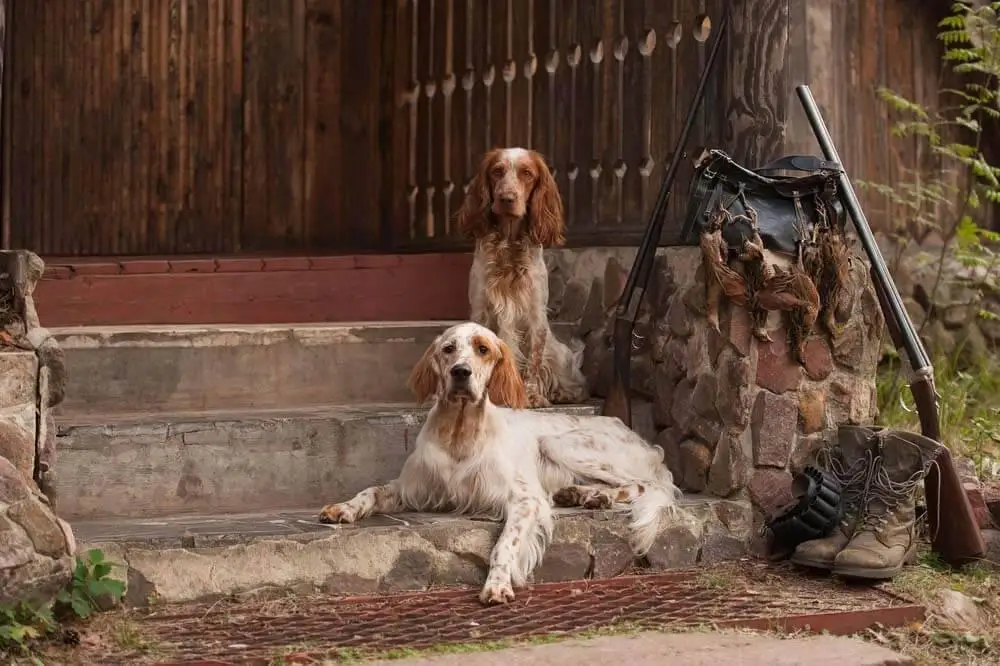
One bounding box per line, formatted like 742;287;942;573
0;251;76;605
544;245;883;527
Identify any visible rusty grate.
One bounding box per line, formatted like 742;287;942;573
90;566;924;665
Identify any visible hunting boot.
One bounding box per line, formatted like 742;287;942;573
789;425;880;570
832;430;943;580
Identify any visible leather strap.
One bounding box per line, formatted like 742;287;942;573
755;154;842;175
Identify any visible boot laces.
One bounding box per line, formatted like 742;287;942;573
857;455;924;533
817;446;871;529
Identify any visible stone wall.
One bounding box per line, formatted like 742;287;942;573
544;245;884;527
0;250;76;605
879;232;1000;365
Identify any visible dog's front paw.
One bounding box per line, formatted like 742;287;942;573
479;581;515;605
526;391;551;409
319;503;357;524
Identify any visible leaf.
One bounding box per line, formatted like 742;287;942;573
70;596;92;620
87;577;125;600
87;549;106;565
93;562;112;580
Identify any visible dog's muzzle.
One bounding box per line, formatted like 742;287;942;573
447;364;474;398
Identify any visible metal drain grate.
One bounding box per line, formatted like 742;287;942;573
94;567;924;665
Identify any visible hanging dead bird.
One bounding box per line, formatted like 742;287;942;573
757;264;821;363
735;213;776;344
802;222;851;338
699;204;749;332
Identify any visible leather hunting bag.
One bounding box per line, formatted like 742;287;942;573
679;149;847;257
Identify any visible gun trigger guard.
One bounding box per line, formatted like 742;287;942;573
898;388;915;414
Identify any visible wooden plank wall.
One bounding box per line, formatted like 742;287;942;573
0;0;961;257
824;0;957;238
3;0;388;256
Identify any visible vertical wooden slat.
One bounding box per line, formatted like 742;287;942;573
428;0;448;236
560;0;581;226
391;0;414;245
338;0;382;251
857;0;885;227
303;0;343;249
507;0;532;149
120;0;133;254
227;0;244;253
0;0;9;249
573;0;596;228
25;0;39;252
645;1;676;223
45;0;60;255
177;0;192;251
620;0;645;226
449;0;470;235
241;0;306;252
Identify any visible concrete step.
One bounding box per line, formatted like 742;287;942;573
54;402;606;522
51;321;458;417
76;498;752;605
52;320;581;416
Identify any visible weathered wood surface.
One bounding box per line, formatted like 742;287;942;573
0;0;957;256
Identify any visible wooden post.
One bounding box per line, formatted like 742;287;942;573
722;0;834;166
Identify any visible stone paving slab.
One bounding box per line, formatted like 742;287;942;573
369;632;912;666
75;497;752;605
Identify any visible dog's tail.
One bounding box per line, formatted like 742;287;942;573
628;476;690;557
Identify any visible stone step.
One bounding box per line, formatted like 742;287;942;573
50;321;458;417
76;498;752;606
51;321;583;416
54;402;606;522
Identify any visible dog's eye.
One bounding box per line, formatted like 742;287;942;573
477;345;489;355
442;344;456;354
520;169;534;180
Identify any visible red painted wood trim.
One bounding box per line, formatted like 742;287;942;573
35;253;473;327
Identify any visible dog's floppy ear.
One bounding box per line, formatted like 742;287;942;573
487;340;528;409
457;149;500;240
526;151;566;247
408;343;440;404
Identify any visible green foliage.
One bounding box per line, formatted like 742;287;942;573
878;354;1000;475
54;549;126;621
0;603;55;658
0;549;125;658
862;1;1000;470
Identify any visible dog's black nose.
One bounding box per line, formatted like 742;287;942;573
450;364;472;380
497;192;516;204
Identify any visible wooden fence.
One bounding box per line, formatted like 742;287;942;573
0;0;961;257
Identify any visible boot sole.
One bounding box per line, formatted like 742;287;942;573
831;564;904;580
832;546;917;581
789;553;835;571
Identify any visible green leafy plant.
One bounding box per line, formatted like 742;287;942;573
54;549;126;620
0;549;125;659
0;602;55;658
859;1;1000;471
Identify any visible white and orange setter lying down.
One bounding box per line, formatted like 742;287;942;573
319;322;685;605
